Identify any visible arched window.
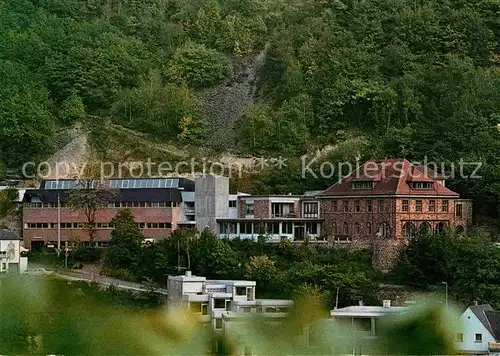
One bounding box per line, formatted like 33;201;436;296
420;222;431;234
435;222;445;234
403;222;416;238
367;222;372;235
354;222;360;234
343;222;349;235
332;222;337;234
379;223;390;238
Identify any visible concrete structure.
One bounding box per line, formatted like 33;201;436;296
0;229;28;273
195;175;229;233
167;271;293;332
330;300;409;338
22;178;195;250
455;303;500;354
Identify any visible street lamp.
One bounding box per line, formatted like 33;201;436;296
441;281;448;309
57;193;61;253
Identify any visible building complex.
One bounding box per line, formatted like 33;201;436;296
20;159;472;268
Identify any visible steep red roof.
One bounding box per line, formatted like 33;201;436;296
319;159;459;197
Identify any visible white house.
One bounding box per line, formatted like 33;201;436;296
330;300;409;338
455;303;500;354
0;229;28;273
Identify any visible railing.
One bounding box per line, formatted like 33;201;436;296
184;207;195;214
271;212;296;218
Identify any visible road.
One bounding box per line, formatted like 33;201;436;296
55;270;169;295
28;263;168;295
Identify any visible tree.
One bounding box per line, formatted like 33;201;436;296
105;209;144;269
193;228;239;278
244;255;277;293
169;228;198;271
66;180;114;244
167;42;229;88
60;92;86;124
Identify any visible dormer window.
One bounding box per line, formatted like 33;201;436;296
352;181;374;189
409;182;433;189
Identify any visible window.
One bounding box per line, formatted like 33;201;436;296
343;201;349;212
352;181;373;189
332;222;337;234
235;287;247;296
354;222;360;234
272;203;294;217
240;223;252;234
456;203;463;217
429;200;435;212
456;333;463;342
201;304;208;315
475;333;482;343
306;222;317;235
403;222;415;238
379;223;390;238
267;222;280;234
213;299;226;309
367;222;372;235
220;222;236;234
367;200;372;212
378;200;384;212
442;200;449;212
402;200;409;212
215;319;223;329
229;200;236;208
409;182;433;189
416;200;422;212
303;202;319;218
354;200;361;212
343;222;349;235
333;201;338;212
245;202;254;215
282;222;293;234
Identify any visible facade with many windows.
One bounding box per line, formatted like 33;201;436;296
22;178;194;250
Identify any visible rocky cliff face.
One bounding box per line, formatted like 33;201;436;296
202;45;268;150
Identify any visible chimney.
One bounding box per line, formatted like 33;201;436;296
473;301;478;306
358;300;364;306
383;300;391;308
185;270;192;277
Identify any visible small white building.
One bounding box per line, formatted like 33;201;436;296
455;303;500;354
330;300;409;337
0;229;28;273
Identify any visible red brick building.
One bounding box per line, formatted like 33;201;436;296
22;178;195;250
318;159;472;270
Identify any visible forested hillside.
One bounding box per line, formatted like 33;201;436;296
0;0;499;222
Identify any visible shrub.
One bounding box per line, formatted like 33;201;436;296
72;247;102;263
167;42;229;88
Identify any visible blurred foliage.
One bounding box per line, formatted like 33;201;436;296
0;276;460;355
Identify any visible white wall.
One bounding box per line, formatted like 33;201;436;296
0;240;24;273
456;308;495;353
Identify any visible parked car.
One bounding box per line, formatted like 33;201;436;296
23;268;55;276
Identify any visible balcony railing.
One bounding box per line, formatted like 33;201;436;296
271;212;296;218
184;207;195;214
